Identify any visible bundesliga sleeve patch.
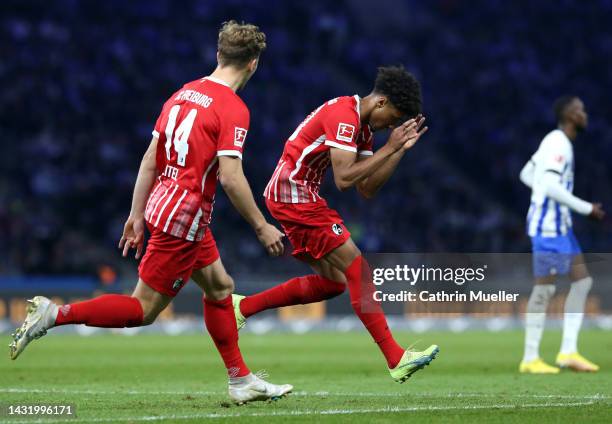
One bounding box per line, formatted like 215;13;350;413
234;127;248;147
336;123;355;143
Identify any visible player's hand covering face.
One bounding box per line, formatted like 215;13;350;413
401;114;428;151
387;115;428;152
119;216;145;259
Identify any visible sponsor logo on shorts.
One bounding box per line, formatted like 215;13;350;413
331;223;343;236
172;278;185;291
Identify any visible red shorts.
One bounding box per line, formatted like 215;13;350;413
266;198;350;261
138;223;220;297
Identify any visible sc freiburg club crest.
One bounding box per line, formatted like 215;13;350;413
172;278;184;291
331;223;343;236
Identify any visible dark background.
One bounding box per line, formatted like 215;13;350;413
1;0;610;282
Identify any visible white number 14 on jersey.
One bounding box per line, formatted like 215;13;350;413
164;104;197;166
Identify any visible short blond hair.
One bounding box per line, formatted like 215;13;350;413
217;20;266;67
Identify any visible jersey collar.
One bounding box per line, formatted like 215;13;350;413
204;76;232;88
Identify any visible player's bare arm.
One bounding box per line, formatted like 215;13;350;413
218;156;284;256
119;136;158;259
329;118;419;192
357;115;428;199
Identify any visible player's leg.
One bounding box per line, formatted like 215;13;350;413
50;223;192;328
234;200;348;326
556;251;598;371
131;281;174;325
8;280;173;360
236;256;346;323
55;280;171;327
520;274;558;373
190;230;292;404
561;254;590;356
10;225;194;360
192;259;249;378
321;238;402;367
321;238;438;382
192;261;292;404
520;235;562;373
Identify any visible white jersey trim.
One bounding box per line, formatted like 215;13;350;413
359;150;373;156
152;130;160;138
353;95;360;121
201;157;219;192
163;189;188;232
154;184;179;227
324;140;357;152
264;160;286;201
289;135;326;203
204;76;231;88
217;150;243;159
273;161;286;202
144;182;164;221
149;185;170;223
186;208;203;241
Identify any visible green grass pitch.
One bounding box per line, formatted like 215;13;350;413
2;329;611;423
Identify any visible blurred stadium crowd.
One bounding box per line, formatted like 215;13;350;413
1;0;610;277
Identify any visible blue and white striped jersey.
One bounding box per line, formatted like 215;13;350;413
526;129;575;237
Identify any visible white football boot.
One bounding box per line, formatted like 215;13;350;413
228;372;293;404
9;296;58;360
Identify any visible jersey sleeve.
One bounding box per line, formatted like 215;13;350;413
217;100;250;160
322;105;360;153
538;133;570;175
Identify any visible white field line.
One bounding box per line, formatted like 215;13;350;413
0;387;609;400
2;401;600;424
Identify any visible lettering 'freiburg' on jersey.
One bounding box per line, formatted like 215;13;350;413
145;77;249;241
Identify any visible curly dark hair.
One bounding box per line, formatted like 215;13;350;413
373;66;422;118
553;95;577;123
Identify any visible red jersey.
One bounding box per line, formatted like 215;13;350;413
264;95;373;203
144;76;249;241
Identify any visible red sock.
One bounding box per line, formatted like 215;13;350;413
240;275;346;318
203;295;250;378
345;256;404;368
54;294;143;328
